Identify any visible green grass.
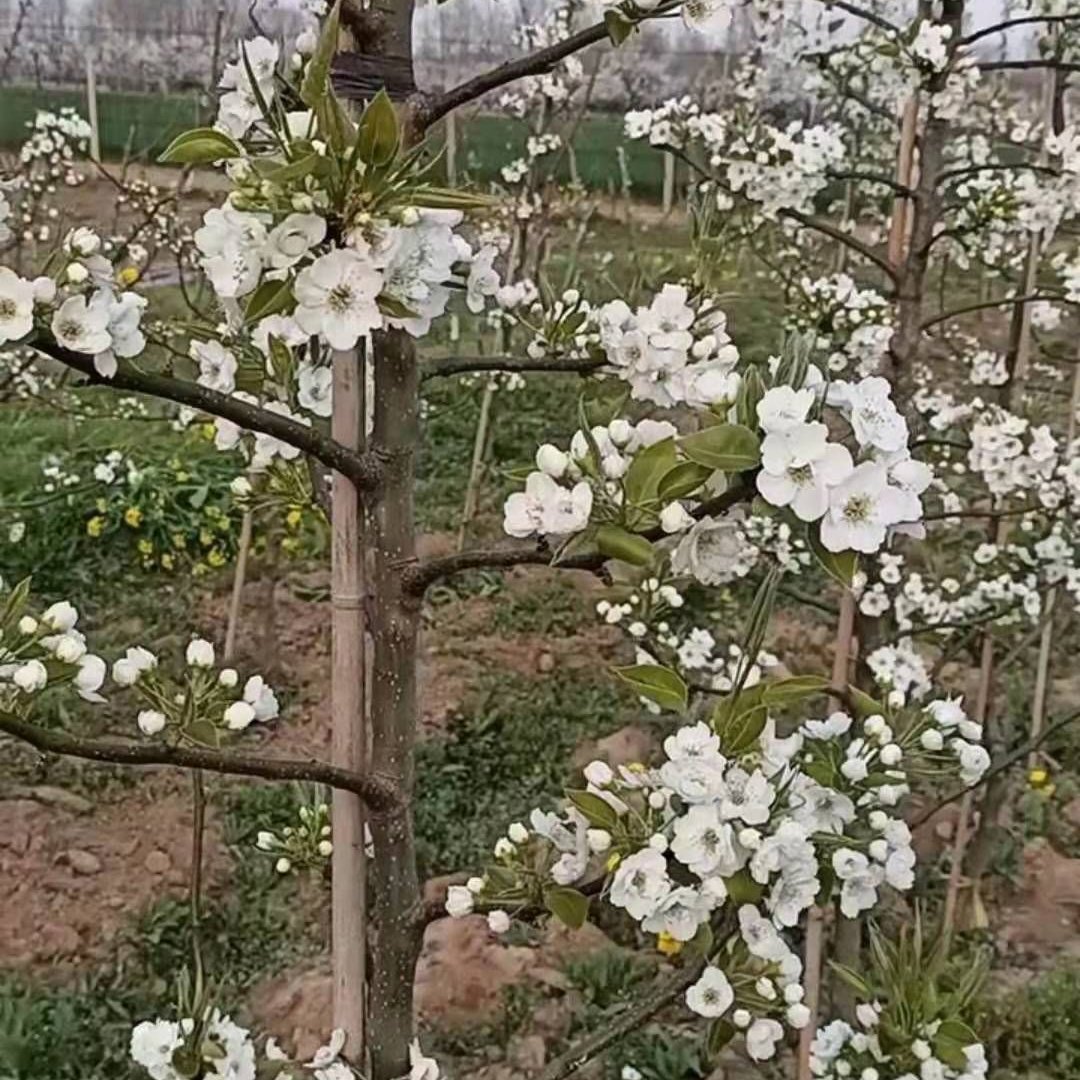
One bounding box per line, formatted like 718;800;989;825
415;671;630;876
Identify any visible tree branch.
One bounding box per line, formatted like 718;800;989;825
961;14;1080;46
34;338;382;491
0;712;402;812
979;59;1080;73
402;479;754;595
537;959;706;1080
817;0;899;34
934;161;1058;186
421;354;605;382
782;208;898;282
418;3;676;126
910;708;1080;828
828;169;916;197
921;292;1065;330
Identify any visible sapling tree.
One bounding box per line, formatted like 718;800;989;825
1;1;1080;1079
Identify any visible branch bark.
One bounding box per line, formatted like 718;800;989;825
401;480;755;595
34;338;382;491
0;712;401;811
421;354;605;382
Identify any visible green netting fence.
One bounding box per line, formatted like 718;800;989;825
0;86;675;199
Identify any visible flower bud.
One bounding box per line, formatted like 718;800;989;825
536;444;569;478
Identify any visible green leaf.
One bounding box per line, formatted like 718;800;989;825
603;8;636;45
356;89;400;168
723;869;763;904
245;278;295;323
377;293;421;320
826;960;871;998
300;0;341;108
264;151;323;184
612;663;688;713
761;674;831;707
189;485;210;510
807;526;858;587
566;789;620;830
684;920;714;960
934;1036;970;1072
410;185;496;210
706;1019;735;1059
0;576;33;627
713;686;767;756
802;759;836;786
596;524;654;568
679;423;761;473
623;437;677;508
185;719;221;748
657;461;712;502
544;886;589;929
846;684;884;718
158;127;242;165
735;365;766;429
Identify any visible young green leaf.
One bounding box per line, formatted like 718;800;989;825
679;423;761;473
244;278;295;323
807;526;858;587
544;886;590;929
612;663;688;713
158;128;242;165
596;524;654;567
357;89;400;168
603;8;636;45
566;790;620;830
761;674;831;707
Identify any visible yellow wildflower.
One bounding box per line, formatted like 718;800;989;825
199;528;214;547
1029;768;1049;788
161;553;175;570
86;516;105;537
656;932;683;957
207;549;226;568
605;852;622;873
137;538;153;555
124;507;143;528
286;508;303;529
171;534;187;550
117;265;140;286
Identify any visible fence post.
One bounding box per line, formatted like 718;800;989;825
85;53;101;162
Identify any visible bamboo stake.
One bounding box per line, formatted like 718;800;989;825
457;229;522;551
942;628;994;932
798;588;857;1080
945;49;1061;927
1027;354;1080;766
886;98;918;269
801;94;921;1062
331;346;368;1055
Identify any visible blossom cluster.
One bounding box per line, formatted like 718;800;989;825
130;1015;431;1080
787;274;893;377
448;689;989;1063
811;1012;988;1080
595;284;741;408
